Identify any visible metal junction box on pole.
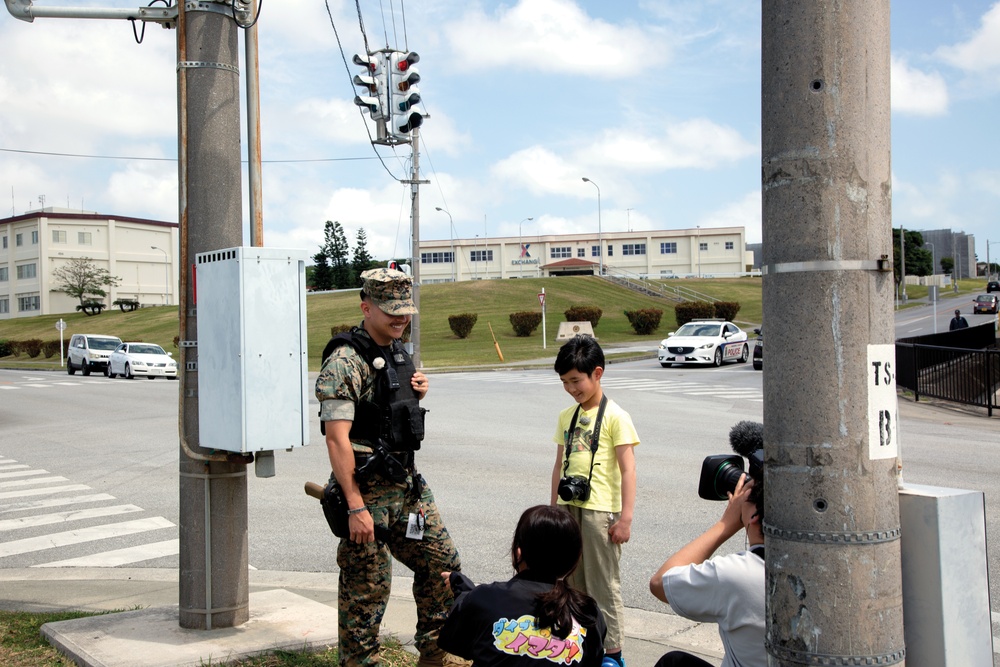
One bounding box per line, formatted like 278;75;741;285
195;247;309;453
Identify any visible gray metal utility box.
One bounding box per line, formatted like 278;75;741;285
195;247;309;453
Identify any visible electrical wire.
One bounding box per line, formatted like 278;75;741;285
325;0;402;181
400;0;409;52
376;0;389;50
129;0;173;45
354;0;373;59
388;0;399;52
231;0;263;30
0;147;380;164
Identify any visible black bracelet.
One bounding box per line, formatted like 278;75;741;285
346;506;367;515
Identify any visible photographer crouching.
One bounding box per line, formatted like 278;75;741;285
648;422;766;667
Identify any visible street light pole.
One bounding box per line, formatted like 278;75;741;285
696;226;702;278
435;207;456;282
581;177;602;276
925;242;935;277
518;216;533;279
151;245;169;305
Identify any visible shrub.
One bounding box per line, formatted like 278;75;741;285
624;309;664;335
22;339;44;358
42;340;61;358
448;313;478;339
330;324;354;337
0;339;11;357
509;311;542;337
7;340;22;357
563;306;603;329
714;301;741;322
674;300;715;326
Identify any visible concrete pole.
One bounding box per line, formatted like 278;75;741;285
409;129;422;368
176;3;249;630
761;2;905;665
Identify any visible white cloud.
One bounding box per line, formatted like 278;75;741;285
582;119;758;170
445;0;662;76
890;56;949;116
697;191;762;244
936;2;1000;72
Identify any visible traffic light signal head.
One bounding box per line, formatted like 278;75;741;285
352;53;385;121
388;51;424;139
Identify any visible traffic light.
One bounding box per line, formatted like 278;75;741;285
352;53;385;121
388;51;423;139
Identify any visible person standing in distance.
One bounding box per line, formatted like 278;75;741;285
550;335;639;667
949;308;969;330
316;268;462;667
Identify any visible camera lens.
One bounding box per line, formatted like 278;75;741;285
698;454;746;501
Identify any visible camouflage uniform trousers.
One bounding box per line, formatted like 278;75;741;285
337;472;461;667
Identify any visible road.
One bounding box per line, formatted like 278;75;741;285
1;362;996;623
894;294;999;338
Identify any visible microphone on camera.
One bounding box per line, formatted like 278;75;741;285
729;420;763;458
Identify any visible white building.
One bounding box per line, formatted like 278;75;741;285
417;226;751;283
0;208;178;319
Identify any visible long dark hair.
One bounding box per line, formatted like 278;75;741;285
511;505;598;639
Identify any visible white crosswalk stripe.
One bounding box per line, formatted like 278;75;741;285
0;517;175;558
454;371;762;401
0;457;178;567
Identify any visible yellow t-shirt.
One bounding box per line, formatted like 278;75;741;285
552;397;639;513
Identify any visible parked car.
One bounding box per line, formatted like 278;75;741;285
107;342;179;380
987;281;1000;293
972;294;999;314
67;334;123;376
658;320;749;367
752;328;763;371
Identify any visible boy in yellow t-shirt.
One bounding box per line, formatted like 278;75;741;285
550;335;639;667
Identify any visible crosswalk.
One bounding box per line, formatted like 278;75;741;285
0;374;108;391
453;371;763;402
0;456;178;568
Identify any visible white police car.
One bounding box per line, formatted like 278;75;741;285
658;320;750;368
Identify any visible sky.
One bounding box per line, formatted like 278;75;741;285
1;0;999;266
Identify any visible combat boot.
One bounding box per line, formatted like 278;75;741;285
417;649;472;667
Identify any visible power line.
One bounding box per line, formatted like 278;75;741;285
0;147;380;164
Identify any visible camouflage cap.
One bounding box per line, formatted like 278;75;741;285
361;268;418;315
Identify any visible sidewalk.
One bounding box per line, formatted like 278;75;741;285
0;568;724;667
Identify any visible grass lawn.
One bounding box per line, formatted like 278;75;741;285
0;609;415;666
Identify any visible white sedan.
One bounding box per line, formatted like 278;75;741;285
106;342;179;380
658;320;750;368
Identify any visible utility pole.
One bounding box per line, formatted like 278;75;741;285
403;129;429;368
761;2;904;666
176;2;249;630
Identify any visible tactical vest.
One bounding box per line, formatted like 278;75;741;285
319;327;425;452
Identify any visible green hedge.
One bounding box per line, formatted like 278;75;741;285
624;309;663;335
448;313;478;339
563;306;603;329
713;301;741;321
509;311;542;337
674;301;715;326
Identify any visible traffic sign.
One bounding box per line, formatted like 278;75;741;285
538;293;545;307
55;319;66;332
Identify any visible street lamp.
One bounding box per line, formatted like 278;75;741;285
150;245;169;305
518;216;533;278
696;226;702;278
987;240;1000;281
435;207;456;282
581;177;602;276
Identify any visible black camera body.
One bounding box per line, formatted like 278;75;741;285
698;420;764;501
558;475;592;502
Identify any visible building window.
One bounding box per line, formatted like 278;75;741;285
699;242;708;251
0;267;7;281
470;250;493;262
420;251;454;264
16;233;23;247
607;245;614;256
660;242;677;254
577;248;586;258
550;247;572;259
725;241;734;250
2;236;6;249
18;295;40;312
31;230;38;244
16;263;36;280
591;245;601;257
0;298;8;314
622;243;646;256
79;232;92;245
52;230;67;243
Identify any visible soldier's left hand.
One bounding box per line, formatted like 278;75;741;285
411;371;429;399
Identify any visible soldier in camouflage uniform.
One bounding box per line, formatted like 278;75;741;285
316;268;462;667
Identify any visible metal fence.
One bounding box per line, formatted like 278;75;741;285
895;323;1000;416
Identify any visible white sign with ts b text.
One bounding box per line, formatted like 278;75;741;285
867;344;899;460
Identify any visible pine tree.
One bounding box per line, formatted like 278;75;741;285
329;221;353;289
312;249;333;291
351;227;375;286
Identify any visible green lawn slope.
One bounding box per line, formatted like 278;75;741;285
2;276;768;370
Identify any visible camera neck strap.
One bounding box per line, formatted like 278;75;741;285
561;394;608;484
